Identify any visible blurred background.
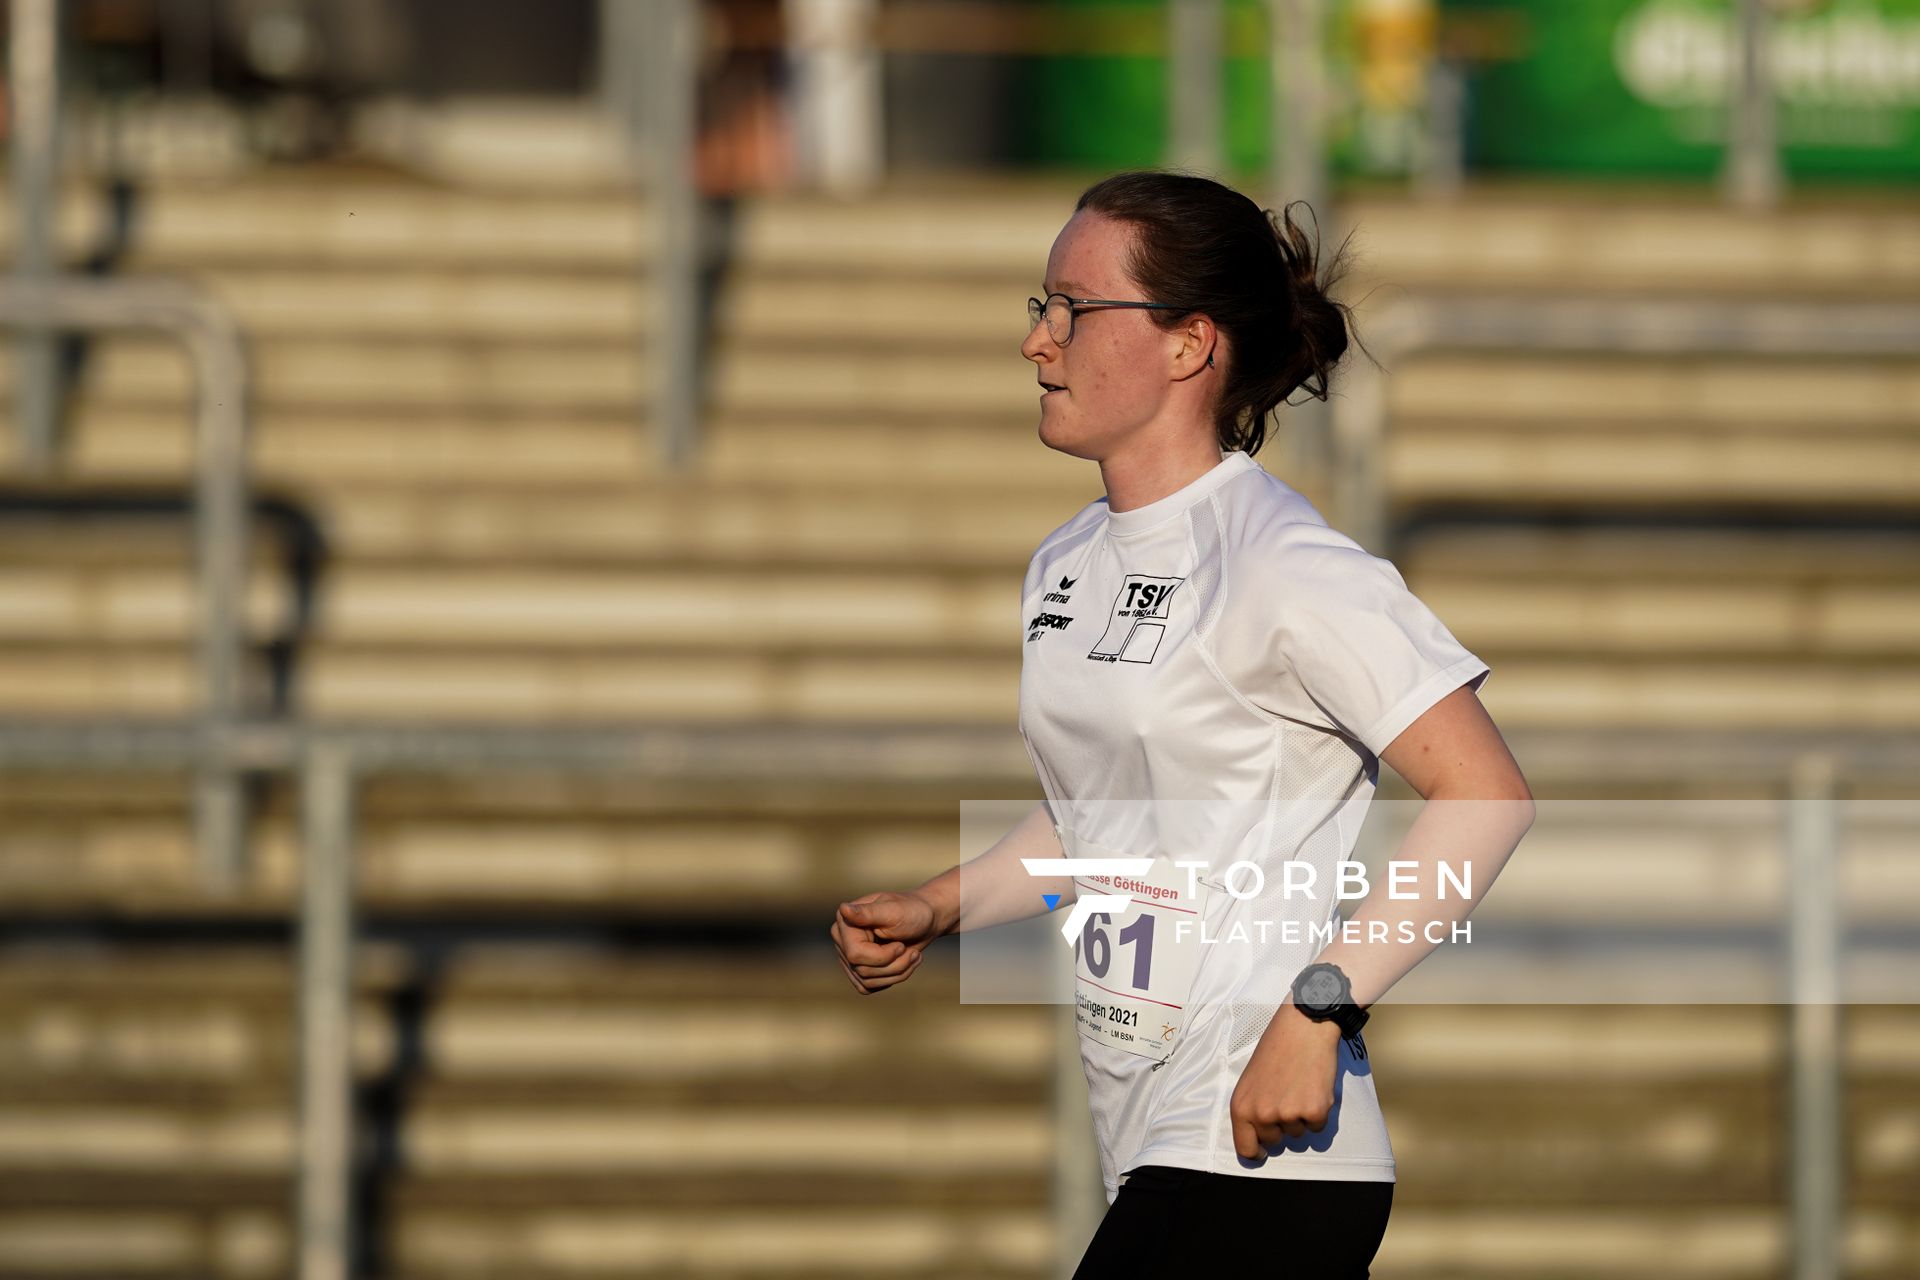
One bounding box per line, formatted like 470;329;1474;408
0;0;1916;1276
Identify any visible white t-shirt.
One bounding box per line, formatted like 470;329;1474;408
1017;448;1490;1203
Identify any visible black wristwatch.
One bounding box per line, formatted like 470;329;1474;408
1289;962;1369;1040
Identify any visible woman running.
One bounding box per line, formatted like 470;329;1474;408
830;170;1533;1278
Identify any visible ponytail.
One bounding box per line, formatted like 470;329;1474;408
1074;172;1370;456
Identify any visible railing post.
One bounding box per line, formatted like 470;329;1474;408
1786;752;1843;1280
1325;296;1919;556
185;306;253;889
640;0;703;470
1268;0;1333;488
298;740;358;1280
596;0;642;135
8;0;62;474
1269;0;1325;219
0;279;253;886
1329;300;1418;554
1169;0;1223;173
1723;0;1782;210
1417;56;1466;201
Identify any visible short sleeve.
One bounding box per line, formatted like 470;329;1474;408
1204;517;1490;759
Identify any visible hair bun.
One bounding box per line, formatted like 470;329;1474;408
1074;171;1365;454
1265;199;1353;406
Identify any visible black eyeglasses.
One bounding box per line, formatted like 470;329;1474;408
1027;292;1185;347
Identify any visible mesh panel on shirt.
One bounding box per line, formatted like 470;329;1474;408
1186;502;1224;641
1228;1000;1280;1056
1227;724;1369;1056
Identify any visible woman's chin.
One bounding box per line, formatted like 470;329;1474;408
1036;407;1075;447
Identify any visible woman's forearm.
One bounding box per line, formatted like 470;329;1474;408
1309;793;1534;1009
910;799;1073;937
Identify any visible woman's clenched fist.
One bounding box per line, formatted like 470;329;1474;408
830;891;940;994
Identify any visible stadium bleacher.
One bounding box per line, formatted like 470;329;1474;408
1;168;1916;1277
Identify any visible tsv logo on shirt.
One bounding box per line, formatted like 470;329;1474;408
1088;574;1185;664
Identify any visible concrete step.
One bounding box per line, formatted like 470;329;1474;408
8;173;650;270
0;1096;1053;1180
1;943;1914;1279
2;336;1040;416
0;1202;1048;1280
1389;420;1920;507
314;483;1074;566
0;640;1019;721
8;355;1909;517
3;1199;1915;1280
14;171;1920;296
1420;578;1920;657
3;803;1918;925
2;335;651;414
1403;527;1920;584
93;266;1027;348
0;487;1065;569
44;406;1094;493
9;334;1919;426
0;563;1022;649
8;560;1920;656
0;1093;1826;1231
1368;1204;1919;1280
7;947;1920;1081
1389;354;1920;433
41;398;1917;515
4;644;1920;726
0;1204;1908;1280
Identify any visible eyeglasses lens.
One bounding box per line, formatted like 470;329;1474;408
1026;297;1075;346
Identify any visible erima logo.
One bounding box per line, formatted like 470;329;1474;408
1022;857;1153;941
1043;574;1077;605
1059;575;1078;589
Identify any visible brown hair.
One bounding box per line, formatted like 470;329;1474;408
1074;169;1362;456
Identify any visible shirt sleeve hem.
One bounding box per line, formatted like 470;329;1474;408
1357;655;1491;759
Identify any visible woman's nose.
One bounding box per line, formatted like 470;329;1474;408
1022;321;1055;363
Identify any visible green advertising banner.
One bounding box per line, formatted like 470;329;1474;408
1016;0;1920;180
1015;0;1428;176
1449;0;1920;178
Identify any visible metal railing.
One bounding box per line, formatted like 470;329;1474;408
1326;291;1920;1280
0;718;1912;1278
596;0;1331;473
0;274;1911;1280
10;0;62;471
0;716;1032;1280
1331;294;1920;555
0;278;254;885
0;278;1912;1278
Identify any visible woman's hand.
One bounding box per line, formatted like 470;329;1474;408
830;891;941;994
1228;996;1346;1158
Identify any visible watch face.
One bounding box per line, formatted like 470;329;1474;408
1299;968;1344;1009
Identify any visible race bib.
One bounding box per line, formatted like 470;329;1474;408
1071;855;1211;1064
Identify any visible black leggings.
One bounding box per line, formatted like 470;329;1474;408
1072;1164;1393;1278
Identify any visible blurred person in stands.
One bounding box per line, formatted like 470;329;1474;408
830;170;1533;1277
697;0;794;196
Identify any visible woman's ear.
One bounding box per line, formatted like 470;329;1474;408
1179;316;1216;379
